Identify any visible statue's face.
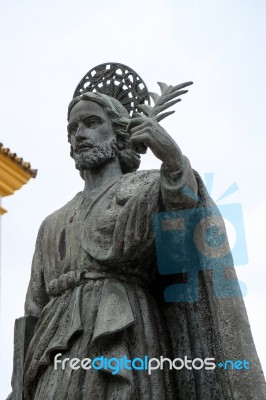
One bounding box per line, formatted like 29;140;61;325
68;100;117;170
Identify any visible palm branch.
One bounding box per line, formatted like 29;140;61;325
138;81;193;122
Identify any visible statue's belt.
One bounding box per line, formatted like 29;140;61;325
48;269;150;297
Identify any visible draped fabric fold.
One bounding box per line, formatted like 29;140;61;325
92;279;135;343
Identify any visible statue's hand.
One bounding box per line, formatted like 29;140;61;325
127;115;183;171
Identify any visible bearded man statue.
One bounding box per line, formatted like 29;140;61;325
7;63;266;400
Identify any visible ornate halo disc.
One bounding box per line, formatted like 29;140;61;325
73;62;150;116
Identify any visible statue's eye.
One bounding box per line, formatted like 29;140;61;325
67;124;78;138
84;117;102;128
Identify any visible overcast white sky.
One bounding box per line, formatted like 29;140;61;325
0;0;266;397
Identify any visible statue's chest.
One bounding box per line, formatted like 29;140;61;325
45;191;123;269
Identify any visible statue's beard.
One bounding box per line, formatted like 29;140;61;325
72;138;118;171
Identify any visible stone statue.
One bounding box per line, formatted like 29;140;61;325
7;63;266;399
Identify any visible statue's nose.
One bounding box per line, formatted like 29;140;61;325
76;123;88;140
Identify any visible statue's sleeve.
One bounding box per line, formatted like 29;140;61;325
160;155;199;210
24;221;49;318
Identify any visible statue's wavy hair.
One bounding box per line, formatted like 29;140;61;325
68;92;140;177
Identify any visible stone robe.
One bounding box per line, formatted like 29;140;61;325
23;159;266;400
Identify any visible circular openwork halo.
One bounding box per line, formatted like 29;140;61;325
73;62;150;116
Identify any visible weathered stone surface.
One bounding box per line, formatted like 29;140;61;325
9;316;38;400
7;64;266;399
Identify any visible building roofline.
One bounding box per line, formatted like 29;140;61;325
0;143;37;199
0;143;37;178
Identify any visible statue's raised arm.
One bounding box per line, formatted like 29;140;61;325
127;80;198;210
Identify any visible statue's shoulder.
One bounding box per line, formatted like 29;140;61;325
115;169;160;205
39;192;83;229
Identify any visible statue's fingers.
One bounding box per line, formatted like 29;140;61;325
131;143;147;154
131;132;149;153
130;125;153;137
130;122;153;135
127;117;148;133
131;130;150;142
